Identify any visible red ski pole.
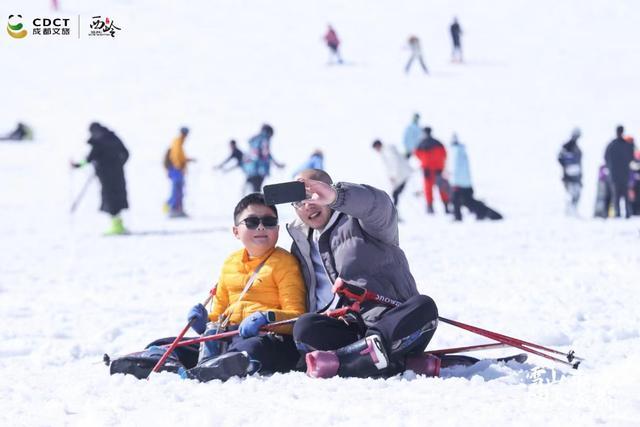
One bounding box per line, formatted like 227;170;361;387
438;317;582;367
171;303;360;349
333;280;582;368
429;342;508;355
150;286;217;375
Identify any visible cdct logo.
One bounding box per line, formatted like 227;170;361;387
33;18;70;27
7;14;27;39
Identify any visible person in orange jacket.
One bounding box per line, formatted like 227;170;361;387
414;127;450;214
184;193;306;382
165;127;196;217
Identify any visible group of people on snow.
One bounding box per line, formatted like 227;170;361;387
558;125;639;218
373;113;503;222
323;17;464;71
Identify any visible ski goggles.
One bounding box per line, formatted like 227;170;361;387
237;215;278;229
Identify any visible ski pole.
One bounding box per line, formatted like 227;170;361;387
437;317;581;368
429;342;508;355
70;173;96;213
171;303;360;349
150;286;217;375
333;280;582;368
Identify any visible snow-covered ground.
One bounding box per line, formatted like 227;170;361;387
1;0;640;425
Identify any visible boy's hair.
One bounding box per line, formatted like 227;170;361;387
233;193;278;224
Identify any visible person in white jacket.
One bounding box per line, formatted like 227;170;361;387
372;140;413;207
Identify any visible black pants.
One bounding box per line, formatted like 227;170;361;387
452;187;483;221
246;175;265;193
294;295;438;368
392;181;407;206
147;333;299;374
609;181;631;218
226;333;300;374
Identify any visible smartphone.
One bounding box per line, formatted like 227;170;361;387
263;181;306;205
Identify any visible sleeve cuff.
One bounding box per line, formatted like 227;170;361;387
328;182;346;209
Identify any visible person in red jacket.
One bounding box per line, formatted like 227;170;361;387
414;127;450;214
324;25;344;64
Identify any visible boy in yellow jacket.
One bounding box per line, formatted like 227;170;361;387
184;193;306;381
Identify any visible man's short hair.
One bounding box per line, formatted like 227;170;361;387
297;168;333;185
372;140;382;149
233;193;278;224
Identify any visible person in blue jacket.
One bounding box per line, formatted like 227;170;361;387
243;124;285;192
291;149;324;178
402;113;422;158
449;134;502;221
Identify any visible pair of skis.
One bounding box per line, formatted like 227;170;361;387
152;281;583;376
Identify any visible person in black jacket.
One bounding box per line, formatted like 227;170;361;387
604;125;635;218
72;122;130;234
214;139;244;172
450;18;463;63
558;128;583;216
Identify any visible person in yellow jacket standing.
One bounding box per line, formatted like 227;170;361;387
165;126;196;217
184;193;306;382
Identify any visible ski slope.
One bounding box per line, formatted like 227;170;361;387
1;0;639;425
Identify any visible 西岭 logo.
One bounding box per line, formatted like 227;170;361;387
7;14;27;39
89;16;121;38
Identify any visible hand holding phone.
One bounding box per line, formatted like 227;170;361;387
300;179;337;206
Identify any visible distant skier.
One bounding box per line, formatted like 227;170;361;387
405;35;428;74
628;144;640;216
243;124;285;193
291;149;324;178
604;125;635;218
414;127;450;214
214;139;244;172
402;113;423;158
372;140;412;208
594;164;612;218
0;122;33;141
324;25;343;64
71;122;129;235
450;18;463;63
165;127;196;218
449;134;502;221
558;128;583;216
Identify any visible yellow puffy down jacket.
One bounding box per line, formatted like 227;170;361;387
209;247;306;335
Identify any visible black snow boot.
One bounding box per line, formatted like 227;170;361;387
305;335;389;379
182;351;250;382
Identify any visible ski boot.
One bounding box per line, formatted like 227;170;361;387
105;216;128;235
305;335;389;379
404;353;441;377
426;204;435;214
182;351;250;382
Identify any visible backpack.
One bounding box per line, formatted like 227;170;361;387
163;148;172;170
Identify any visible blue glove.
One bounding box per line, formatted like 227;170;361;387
239;312;269;338
187;303;208;335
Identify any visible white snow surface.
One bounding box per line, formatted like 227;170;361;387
2;0;640;426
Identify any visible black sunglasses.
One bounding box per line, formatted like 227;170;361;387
237;215;278;229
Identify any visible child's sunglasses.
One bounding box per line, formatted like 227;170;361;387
237;216;279;229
